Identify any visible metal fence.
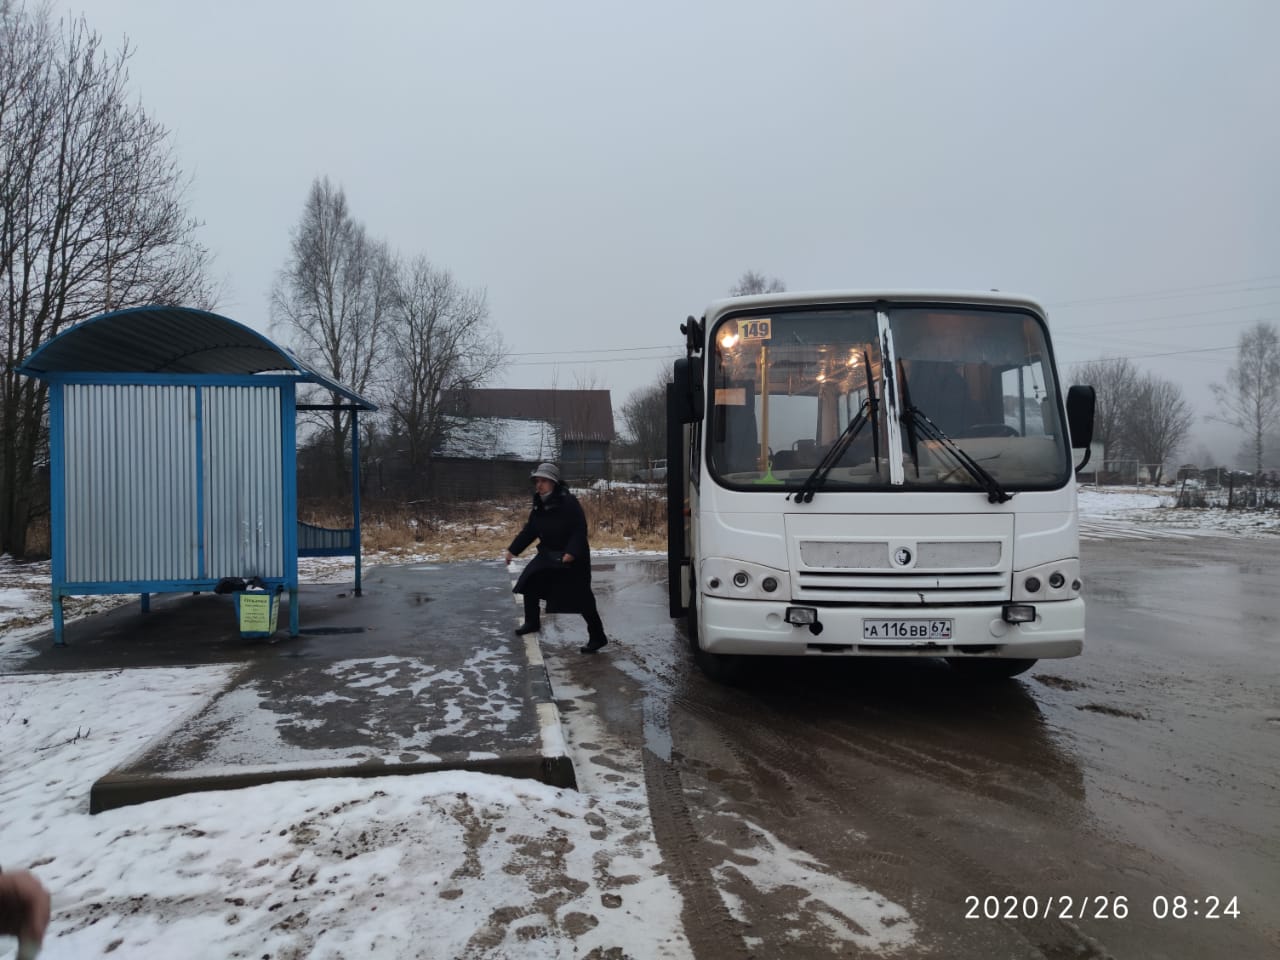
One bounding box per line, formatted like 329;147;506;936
1173;474;1280;510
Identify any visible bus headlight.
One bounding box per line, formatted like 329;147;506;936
1014;559;1081;601
700;559;790;601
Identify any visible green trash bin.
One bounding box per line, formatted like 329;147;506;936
234;589;280;638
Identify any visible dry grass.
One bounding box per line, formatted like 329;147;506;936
301;486;668;561
13;488;667;563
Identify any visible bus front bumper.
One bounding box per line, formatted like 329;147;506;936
698;596;1084;659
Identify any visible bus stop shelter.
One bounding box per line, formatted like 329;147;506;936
18;305;376;644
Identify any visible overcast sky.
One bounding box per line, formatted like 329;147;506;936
58;0;1280;464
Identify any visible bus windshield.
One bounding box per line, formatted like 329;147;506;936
706;303;1072;492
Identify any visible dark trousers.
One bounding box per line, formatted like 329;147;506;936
524;593;606;641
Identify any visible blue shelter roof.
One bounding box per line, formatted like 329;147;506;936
18;305;376;410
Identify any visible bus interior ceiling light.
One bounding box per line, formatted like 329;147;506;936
1002;604;1036;623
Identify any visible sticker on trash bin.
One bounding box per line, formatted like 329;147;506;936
238;593;278;634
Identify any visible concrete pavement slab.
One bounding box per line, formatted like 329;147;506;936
7;560;574;811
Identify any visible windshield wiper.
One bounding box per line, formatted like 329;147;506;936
896;359;1012;504
864;348;881;466
792;351;880;503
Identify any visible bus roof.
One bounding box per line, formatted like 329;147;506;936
702;290;1047;321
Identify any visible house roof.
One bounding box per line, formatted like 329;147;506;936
441;389;614;443
434;417;561;462
18;305;377;410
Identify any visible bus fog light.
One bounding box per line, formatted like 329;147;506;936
785;606;818;625
1024;576;1041;593
707;577;721;589
732;571;750;588
1003;603;1036;624
1048;572;1065;589
762;576;778;593
1072;579;1082;591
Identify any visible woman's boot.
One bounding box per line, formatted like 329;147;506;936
515;595;541;635
580;606;608;653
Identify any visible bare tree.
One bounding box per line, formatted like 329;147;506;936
271;177;393;494
1071;358;1141;462
0;4;214;555
384;257;503;495
1125;374;1193;483
621;369;671;468
729;270;786;297
1210;321;1280;476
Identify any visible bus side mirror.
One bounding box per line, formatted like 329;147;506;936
680;315;704;353
1066;385;1095;449
672;357;704;424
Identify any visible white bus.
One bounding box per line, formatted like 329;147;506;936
666;291;1096;682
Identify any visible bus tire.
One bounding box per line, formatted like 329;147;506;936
685;592;700;654
686;592;745;683
947;657;1037;680
695;648;745;684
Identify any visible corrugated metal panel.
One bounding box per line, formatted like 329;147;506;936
64;384;199;582
203;386;284;578
298;521;353;551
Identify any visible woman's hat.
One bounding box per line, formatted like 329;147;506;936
530;462;560;484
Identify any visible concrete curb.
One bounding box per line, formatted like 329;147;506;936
510;567;576;791
91;753;576;814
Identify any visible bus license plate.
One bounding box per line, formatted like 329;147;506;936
862;619;953;641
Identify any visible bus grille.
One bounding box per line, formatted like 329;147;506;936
794;539;1007;604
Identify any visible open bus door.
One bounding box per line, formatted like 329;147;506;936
667;351;703;618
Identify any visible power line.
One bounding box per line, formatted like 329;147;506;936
1055;300;1280;334
514;344;686;357
497;278;1279;367
508;352;682;368
1065;344;1238;366
1048;275;1280;309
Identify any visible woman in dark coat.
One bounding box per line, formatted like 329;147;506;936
504;462;609;653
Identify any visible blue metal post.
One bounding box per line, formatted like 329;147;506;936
195;386;205;579
49;385;67;645
53;589;65;646
352;408;362;597
281;386;299;637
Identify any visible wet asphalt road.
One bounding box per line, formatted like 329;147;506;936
545;537;1279;959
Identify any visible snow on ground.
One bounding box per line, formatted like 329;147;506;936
0;667;689;959
1077;486;1280;540
1;487;1276;958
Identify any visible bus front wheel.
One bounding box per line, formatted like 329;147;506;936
947;657;1037;680
695;647;745;684
687;593;745;683
685;586;700;653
